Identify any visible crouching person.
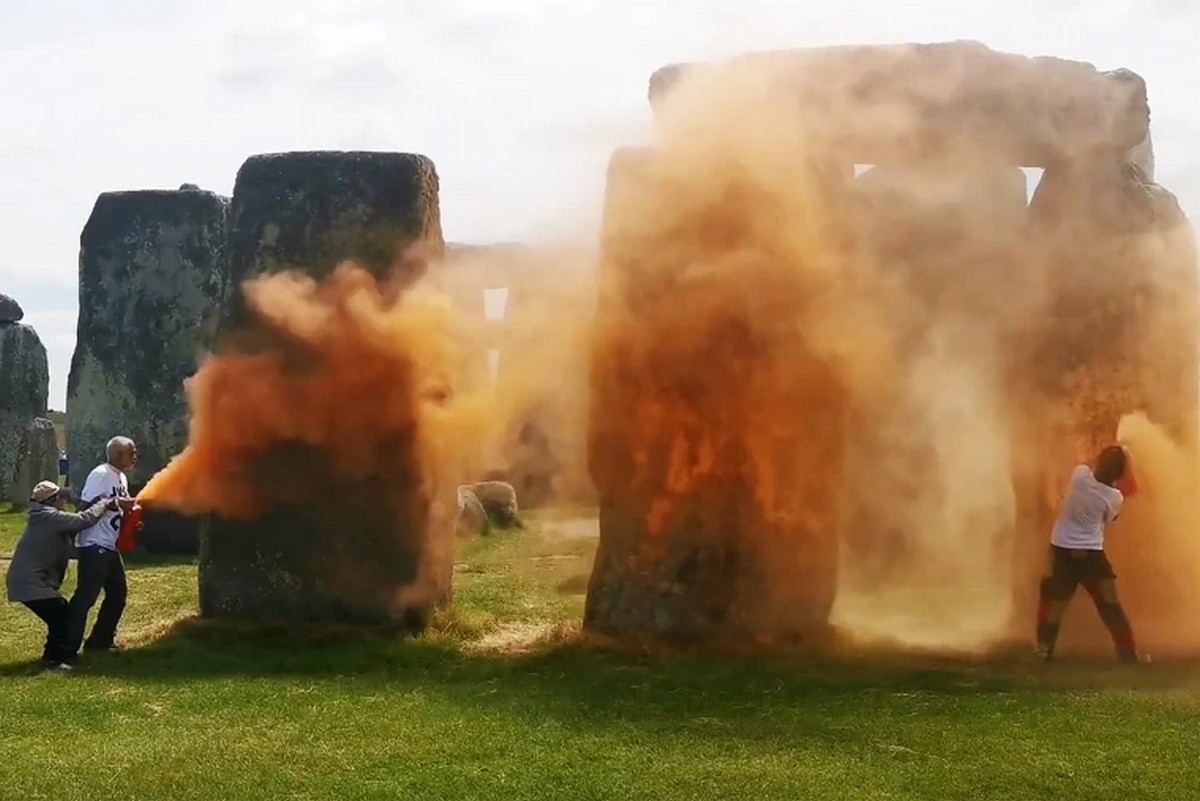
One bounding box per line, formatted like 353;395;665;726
4;481;124;670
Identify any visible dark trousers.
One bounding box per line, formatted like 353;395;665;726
65;546;128;658
22;597;71;664
1036;546;1137;661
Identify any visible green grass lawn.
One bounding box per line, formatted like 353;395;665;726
2;509;1200;800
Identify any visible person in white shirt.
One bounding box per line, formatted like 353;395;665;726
63;436;138;662
1035;444;1140;663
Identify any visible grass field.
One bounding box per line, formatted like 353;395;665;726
2;508;1200;800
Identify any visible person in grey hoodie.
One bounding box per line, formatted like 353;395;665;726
5;480;125;669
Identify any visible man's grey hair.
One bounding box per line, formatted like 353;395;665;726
106;436;135;463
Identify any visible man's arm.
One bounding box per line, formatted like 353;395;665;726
1106;493;1124;524
1116;455;1139;497
46;498;118;534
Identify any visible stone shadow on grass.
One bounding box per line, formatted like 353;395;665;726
4;617;1197;760
39;615;1200;700
0;619;1032;754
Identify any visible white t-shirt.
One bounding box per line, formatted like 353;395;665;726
1050;464;1123;551
76;463;131;550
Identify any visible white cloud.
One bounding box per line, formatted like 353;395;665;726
0;264;76;289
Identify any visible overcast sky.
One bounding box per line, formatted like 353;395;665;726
2;0;1198;409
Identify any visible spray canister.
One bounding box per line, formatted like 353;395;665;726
116;502;143;553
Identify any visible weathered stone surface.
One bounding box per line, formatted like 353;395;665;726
649;42;1149;166
139;506;200;554
66;188;230;492
1025;158;1198;450
0;294;23;323
584;148;845;644
223;151;442;327
122;476;200;554
454;480;521;537
200;499;430;625
469;480;519;526
617;41;1195;653
1011;156;1200;655
0;322;48;416
1128;132;1154;182
455;486;489;537
199;435;446;625
10;417;59;510
451;482;516;537
201;150;448;624
0;322;49;500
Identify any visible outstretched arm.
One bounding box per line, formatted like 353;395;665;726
1116;473;1138;498
46;498;118;534
1115;449;1139;497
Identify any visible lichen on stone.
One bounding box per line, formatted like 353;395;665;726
67;189;230;489
0;322;49;498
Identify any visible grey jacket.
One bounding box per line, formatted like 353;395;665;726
5;500;114;603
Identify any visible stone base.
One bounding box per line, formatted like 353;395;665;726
199;505;445;627
584;491;839;644
139;506;201;555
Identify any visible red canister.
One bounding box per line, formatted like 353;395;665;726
116;503;143;553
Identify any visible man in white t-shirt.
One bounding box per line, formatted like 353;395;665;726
63;436;138;663
1035;444;1141;663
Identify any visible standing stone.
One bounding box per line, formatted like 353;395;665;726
1105;68;1154;181
0;294;24;323
223;151;443;326
67;188;230;491
646;43;1149;166
1013;155;1200;655
11;417;59;510
1127;130;1155;183
201;150;447;625
583;148;846;645
0;319;49;501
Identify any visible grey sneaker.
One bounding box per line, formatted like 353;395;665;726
53;663;73;672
